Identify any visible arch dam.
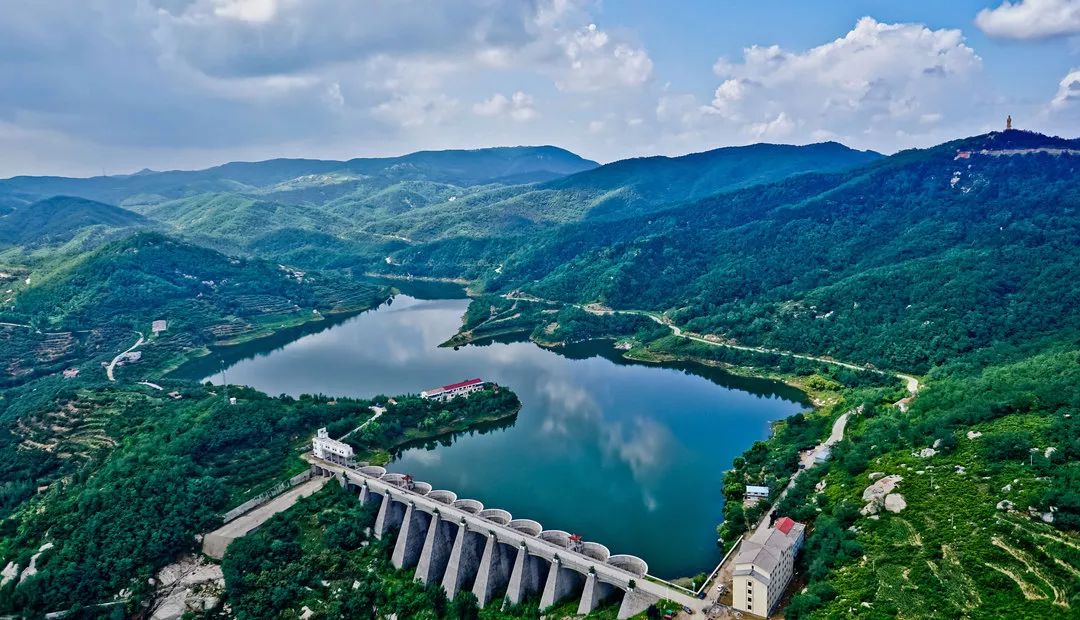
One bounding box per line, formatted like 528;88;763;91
310;457;701;618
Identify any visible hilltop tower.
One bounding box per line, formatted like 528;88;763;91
1006;115;1013;131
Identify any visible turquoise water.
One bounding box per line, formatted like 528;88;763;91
176;293;806;578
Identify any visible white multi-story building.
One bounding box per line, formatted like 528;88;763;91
732;516;806;617
313;427;354;464
420;378;486;402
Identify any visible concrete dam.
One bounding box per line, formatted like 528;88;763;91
310;457;698;618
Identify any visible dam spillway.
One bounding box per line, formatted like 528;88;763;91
310;457;698;617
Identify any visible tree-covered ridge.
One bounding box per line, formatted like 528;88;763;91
542;140;881;219
0;231;389;389
9;232;384;331
391;131;1080;374
0;196;149;249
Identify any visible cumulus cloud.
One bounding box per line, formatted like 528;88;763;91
666;17;983;149
976;0;1080;40
371;93;458;128
1051;68;1080;109
750;112;795;139
0;0;652;174
472;91;537;121
552;23;653;92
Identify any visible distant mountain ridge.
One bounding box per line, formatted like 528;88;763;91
0;145;599;205
543;141;882;219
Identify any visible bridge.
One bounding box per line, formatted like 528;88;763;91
310;457;701;618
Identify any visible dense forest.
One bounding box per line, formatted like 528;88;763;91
395;132;1080;374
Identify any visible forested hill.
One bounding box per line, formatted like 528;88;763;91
9;232;384;333
542;141;881;219
0;196;148;247
0;145;598;206
391;130;1080;373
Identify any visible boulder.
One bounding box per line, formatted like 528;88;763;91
868;472;885;481
913;448;937;458
884;493;907;513
862;475;903;503
966;431;982;440
996;499;1015;511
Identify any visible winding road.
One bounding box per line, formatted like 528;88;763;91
503;292;920;395
105;332;144;382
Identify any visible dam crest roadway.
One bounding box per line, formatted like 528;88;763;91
309;456;703;617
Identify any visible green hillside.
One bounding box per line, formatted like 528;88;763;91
0;196;148;248
544;141;881;219
392;131;1080;373
3;232;388;385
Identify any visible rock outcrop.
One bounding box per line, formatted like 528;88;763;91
862;475;903;516
151;555;225;620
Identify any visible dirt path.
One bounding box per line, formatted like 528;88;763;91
338;406;386;441
105;332;144;382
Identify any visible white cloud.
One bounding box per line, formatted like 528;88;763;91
750;112;795;139
1051;68;1080;109
323;82;345;109
552;23;653;92
212;0;278;23
472;91;537;121
976;0;1080;40
372;93;458;128
681;17;984;149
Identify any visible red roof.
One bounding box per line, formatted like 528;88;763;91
442;378;483;391
775;516;796;535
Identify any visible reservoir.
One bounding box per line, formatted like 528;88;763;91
175;289;806;579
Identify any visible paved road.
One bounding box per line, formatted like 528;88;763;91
105;332;144;382
504;292;921;392
202;477;329;559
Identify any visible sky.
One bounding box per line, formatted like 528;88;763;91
1;0;1079;177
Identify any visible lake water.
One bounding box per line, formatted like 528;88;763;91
175;288;806;578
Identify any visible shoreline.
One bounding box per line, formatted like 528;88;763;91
356;401;523;466
159;296;392;379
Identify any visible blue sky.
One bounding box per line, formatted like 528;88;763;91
1;0;1077;176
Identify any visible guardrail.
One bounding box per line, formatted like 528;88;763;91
695;538;742;597
221;470;313;523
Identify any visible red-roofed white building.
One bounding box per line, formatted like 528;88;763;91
733;516;806;616
421;378;486;402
